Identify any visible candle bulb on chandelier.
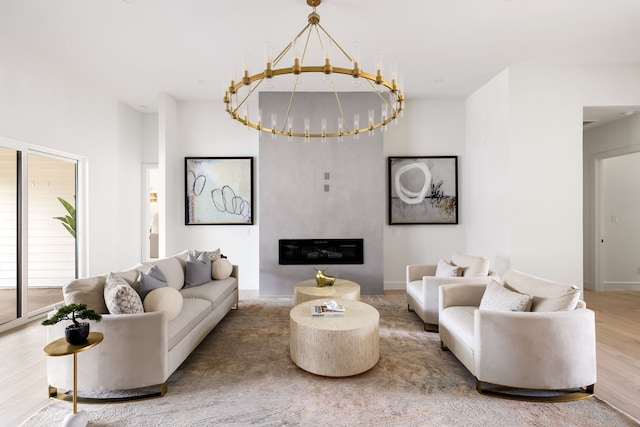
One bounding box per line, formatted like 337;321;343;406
287;118;293;141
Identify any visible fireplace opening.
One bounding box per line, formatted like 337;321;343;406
279;239;364;265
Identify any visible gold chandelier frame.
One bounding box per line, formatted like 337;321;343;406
223;0;404;138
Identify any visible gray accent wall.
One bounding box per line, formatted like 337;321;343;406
258;92;384;296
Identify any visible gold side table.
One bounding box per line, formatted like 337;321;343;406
44;332;103;427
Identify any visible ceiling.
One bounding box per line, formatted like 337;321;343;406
2;0;640;113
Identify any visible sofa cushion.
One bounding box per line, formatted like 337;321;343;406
440;306;476;350
435;258;461;277
104;273;144;314
451;253;490;277
144;287;183;321
63;275;108;314
180;277;237;307
406;280;422;301
479;280;532;312
212;258;233;280
532;288;581;312
502;270;582;312
145;256;184;290
168;298;212;350
133;264;168;300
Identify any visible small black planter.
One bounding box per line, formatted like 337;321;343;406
65;322;90;345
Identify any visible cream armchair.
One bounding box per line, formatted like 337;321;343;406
406;253;498;331
438;270;597;400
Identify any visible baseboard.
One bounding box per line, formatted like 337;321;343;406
384;281;405;291
603;282;640;291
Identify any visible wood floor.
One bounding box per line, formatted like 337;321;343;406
0;290;638;426
583;289;640;421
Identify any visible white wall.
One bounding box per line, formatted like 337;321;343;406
0;40;144;275
156;98;466;291
465;63;640;287
383;99;467;288
583;114;640;289
159;100;261;289
465;69;511;274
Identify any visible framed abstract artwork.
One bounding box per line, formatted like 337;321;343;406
388;156;458;225
185;157;253;225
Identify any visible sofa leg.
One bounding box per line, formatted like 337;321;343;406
440;341;449;351
407;304;414;312
424;323;438;333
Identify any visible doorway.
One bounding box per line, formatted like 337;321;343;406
583;106;640;291
142;164;159;261
0;142;78;331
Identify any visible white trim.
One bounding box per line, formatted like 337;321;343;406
591;143;640;292
0;136;85;332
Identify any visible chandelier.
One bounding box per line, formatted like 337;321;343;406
223;0;405;139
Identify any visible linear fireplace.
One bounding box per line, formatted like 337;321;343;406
279;239;364;265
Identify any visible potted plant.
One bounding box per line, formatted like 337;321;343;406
41;303;102;345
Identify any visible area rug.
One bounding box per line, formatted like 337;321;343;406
21;293;638;427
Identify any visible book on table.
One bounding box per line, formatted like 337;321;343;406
311;300;345;317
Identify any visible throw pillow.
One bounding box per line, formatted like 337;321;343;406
63;275;109;314
104;272;144;314
143;287;183;321
212;258;233;280
532;286;582;312
451;252;490;277
184;252;212;288
479;280;533;312
435;259;461;277
133;264;168;300
144;256;184;290
192;248;222;263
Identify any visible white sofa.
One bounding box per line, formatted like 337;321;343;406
438;269;597;400
407;253;498;331
45;250;238;399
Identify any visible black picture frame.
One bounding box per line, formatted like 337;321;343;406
185;157;254;225
388;156;458;225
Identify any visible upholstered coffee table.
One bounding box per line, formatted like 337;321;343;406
289;299;379;377
293;279;360;305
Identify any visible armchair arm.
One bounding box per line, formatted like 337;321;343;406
439;282;488;311
46;311;168;392
406;264;437;283
474;308;597;390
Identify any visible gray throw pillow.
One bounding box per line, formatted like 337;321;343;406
184;252;211;288
133;264;168;301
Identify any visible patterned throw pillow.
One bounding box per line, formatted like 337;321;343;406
479;280;533;312
104;272;144;314
192;248;221;263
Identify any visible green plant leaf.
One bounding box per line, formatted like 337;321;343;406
53;196;76;238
